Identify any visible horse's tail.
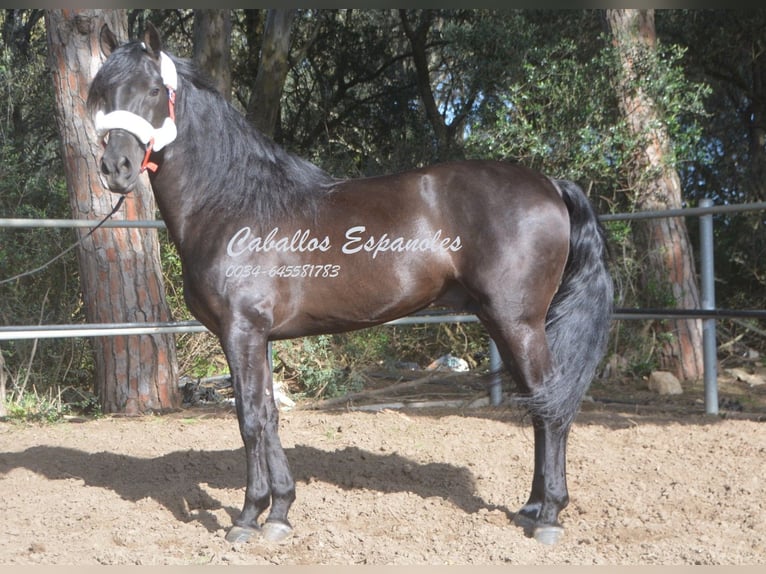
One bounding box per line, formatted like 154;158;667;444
525;179;613;428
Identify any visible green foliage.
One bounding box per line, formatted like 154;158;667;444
3;384;102;423
643;277;678;309
465;33;710;210
61;387;102;417
336;327;392;367
273;335;357;399
626;356;657;379
3;387;69;424
270;323;488;400
280;9;430;176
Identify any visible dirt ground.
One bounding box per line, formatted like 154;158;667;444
1;375;765;567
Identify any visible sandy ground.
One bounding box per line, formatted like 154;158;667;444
1;397;764;566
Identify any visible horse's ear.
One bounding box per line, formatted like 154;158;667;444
143;22;162;58
99;24;119;58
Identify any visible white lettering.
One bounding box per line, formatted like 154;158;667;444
341;225;366;255
226;226;331;257
226;226;252;257
228;225;462;261
341;226;462;258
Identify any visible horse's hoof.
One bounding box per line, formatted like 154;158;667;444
533;525;564;545
225;525;260;544
512;511;536;530
261;521;293;543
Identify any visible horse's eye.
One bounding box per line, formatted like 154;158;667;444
149;88;161;97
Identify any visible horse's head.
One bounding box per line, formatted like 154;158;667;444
87;23;177;194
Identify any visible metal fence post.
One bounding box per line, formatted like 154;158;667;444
699;198;718;415
489;338;503;405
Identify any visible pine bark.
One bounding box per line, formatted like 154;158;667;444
607;8;704;381
46;9;180;413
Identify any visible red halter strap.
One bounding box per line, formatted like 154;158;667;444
140;137;157;173
139;86;176;174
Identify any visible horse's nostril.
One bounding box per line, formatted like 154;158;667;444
100;157;110;176
118;156;131;174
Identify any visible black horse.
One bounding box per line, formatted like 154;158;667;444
88;24;613;546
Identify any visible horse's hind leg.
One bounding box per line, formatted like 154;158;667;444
221;319;295;544
513;415;570;545
484;317;570;544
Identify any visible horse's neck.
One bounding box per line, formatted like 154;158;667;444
146;84;227;244
147;170;194;251
148;83;325;250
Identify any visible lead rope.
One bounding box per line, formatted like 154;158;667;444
0;195;127;285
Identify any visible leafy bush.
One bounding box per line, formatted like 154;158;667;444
271;322;490;400
3;387;68;424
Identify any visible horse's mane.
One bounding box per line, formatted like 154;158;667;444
88;42;336;222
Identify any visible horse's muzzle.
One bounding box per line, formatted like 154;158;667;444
98;132;142;194
99;156;134;194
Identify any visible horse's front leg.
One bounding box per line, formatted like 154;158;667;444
222;319;295;544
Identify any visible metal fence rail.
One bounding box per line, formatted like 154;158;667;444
2;308;766;341
3;201;766;414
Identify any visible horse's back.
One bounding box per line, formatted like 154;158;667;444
326;159;569;251
329;159;571;269
332;160;563;206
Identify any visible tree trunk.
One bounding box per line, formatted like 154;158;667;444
46;9;180;413
607;8;704;381
246;9;294;138
400;9;451;159
192;9;232;101
746;47;766;200
400;9;469;161
0;351;6;418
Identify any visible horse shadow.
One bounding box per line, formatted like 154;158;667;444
0;442;510;534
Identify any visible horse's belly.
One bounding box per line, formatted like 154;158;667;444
265;255;458;339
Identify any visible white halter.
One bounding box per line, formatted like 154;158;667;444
94;51;178;152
